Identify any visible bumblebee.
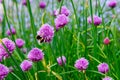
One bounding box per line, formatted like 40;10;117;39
36;35;45;43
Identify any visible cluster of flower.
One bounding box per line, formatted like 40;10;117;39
0;0;117;80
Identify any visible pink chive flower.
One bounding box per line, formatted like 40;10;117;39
102;76;113;80
60;6;70;16
20;60;32;71
97;62;109;74
27;48;44;62
107;0;117;8
53;6;70;16
22;0;27;5
74;58;89;71
6;27;16;36
57;56;66;66
0;45;7;57
87;15;102;26
2;38;15;53
0;38;15;57
15;38;25;48
37;24;54;43
0;64;9;79
0;0;2;3
22;0;32;6
39;1;46;9
55;14;69;30
104;37;110;45
53;10;59;16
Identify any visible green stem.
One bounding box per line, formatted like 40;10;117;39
3;0;15;41
89;0;97;55
1;15;5;38
14;0;22;37
11;72;22;80
70;0;79;29
49;43;56;61
77;32;80;58
84;0;88;56
59;0;64;11
2;1;27;79
3;0;25;60
26;0;37;45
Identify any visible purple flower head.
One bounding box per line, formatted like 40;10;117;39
102;76;113;80
0;38;15;57
6;27;16;36
0;45;7;57
107;0;117;8
22;0;32;6
37;24;54;43
22;0;27;5
53;6;70;16
57;56;66;66
39;1;46;9
15;38;25;48
97;62;109;74
0;76;4;80
60;6;70;16
20;60;32;71
87;15;102;26
0;64;9;79
0;0;2;3
2;38;15;53
104;37;110;45
55;14;69;30
27;48;44;62
74;58;89;71
53;10;59;16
